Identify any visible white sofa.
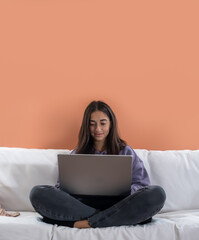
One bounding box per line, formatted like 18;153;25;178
0;147;199;240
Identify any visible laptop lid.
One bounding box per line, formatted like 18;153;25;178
58;154;132;196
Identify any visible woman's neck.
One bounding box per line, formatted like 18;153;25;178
94;141;107;153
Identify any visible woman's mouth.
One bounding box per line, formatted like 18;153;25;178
95;133;103;136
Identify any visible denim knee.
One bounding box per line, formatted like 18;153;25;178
148;185;166;206
143;185;166;216
30;185;39;204
29;185;52;205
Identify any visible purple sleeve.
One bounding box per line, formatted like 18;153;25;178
120;146;151;194
71;149;76;154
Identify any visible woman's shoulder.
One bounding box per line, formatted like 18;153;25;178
72;146;135;155
71;148;77;154
120;145;136;156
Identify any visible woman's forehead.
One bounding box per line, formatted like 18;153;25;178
90;111;109;120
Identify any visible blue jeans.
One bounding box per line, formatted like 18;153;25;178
29;185;166;228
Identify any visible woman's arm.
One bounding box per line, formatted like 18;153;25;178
120;146;151;194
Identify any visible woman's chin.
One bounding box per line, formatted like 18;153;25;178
94;137;104;142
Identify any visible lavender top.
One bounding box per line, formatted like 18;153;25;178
56;145;150;194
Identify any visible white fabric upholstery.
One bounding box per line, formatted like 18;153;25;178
0;147;199;240
0;147;71;211
1;210;199;240
135;149;199;212
0;212;54;240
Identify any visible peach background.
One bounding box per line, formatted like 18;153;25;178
0;1;199;150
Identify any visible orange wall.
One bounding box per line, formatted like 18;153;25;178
0;1;199;150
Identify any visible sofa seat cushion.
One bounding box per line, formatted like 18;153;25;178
157;209;199;240
37;210;199;240
1;210;198;240
52;210;199;240
0;212;54;240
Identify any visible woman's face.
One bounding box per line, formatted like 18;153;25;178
89;111;111;144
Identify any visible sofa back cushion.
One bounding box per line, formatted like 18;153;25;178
135;149;199;212
1;147;199;212
0;147;71;211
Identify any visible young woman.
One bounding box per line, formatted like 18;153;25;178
30;100;166;228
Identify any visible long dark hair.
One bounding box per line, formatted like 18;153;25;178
76;101;126;154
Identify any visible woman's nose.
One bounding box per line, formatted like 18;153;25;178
95;124;101;131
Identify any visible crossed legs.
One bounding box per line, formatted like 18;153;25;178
30;185;166;228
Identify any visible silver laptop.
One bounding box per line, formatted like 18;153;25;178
58;154;132;196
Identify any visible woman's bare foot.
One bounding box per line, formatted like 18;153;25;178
74;219;91;228
0;205;20;217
